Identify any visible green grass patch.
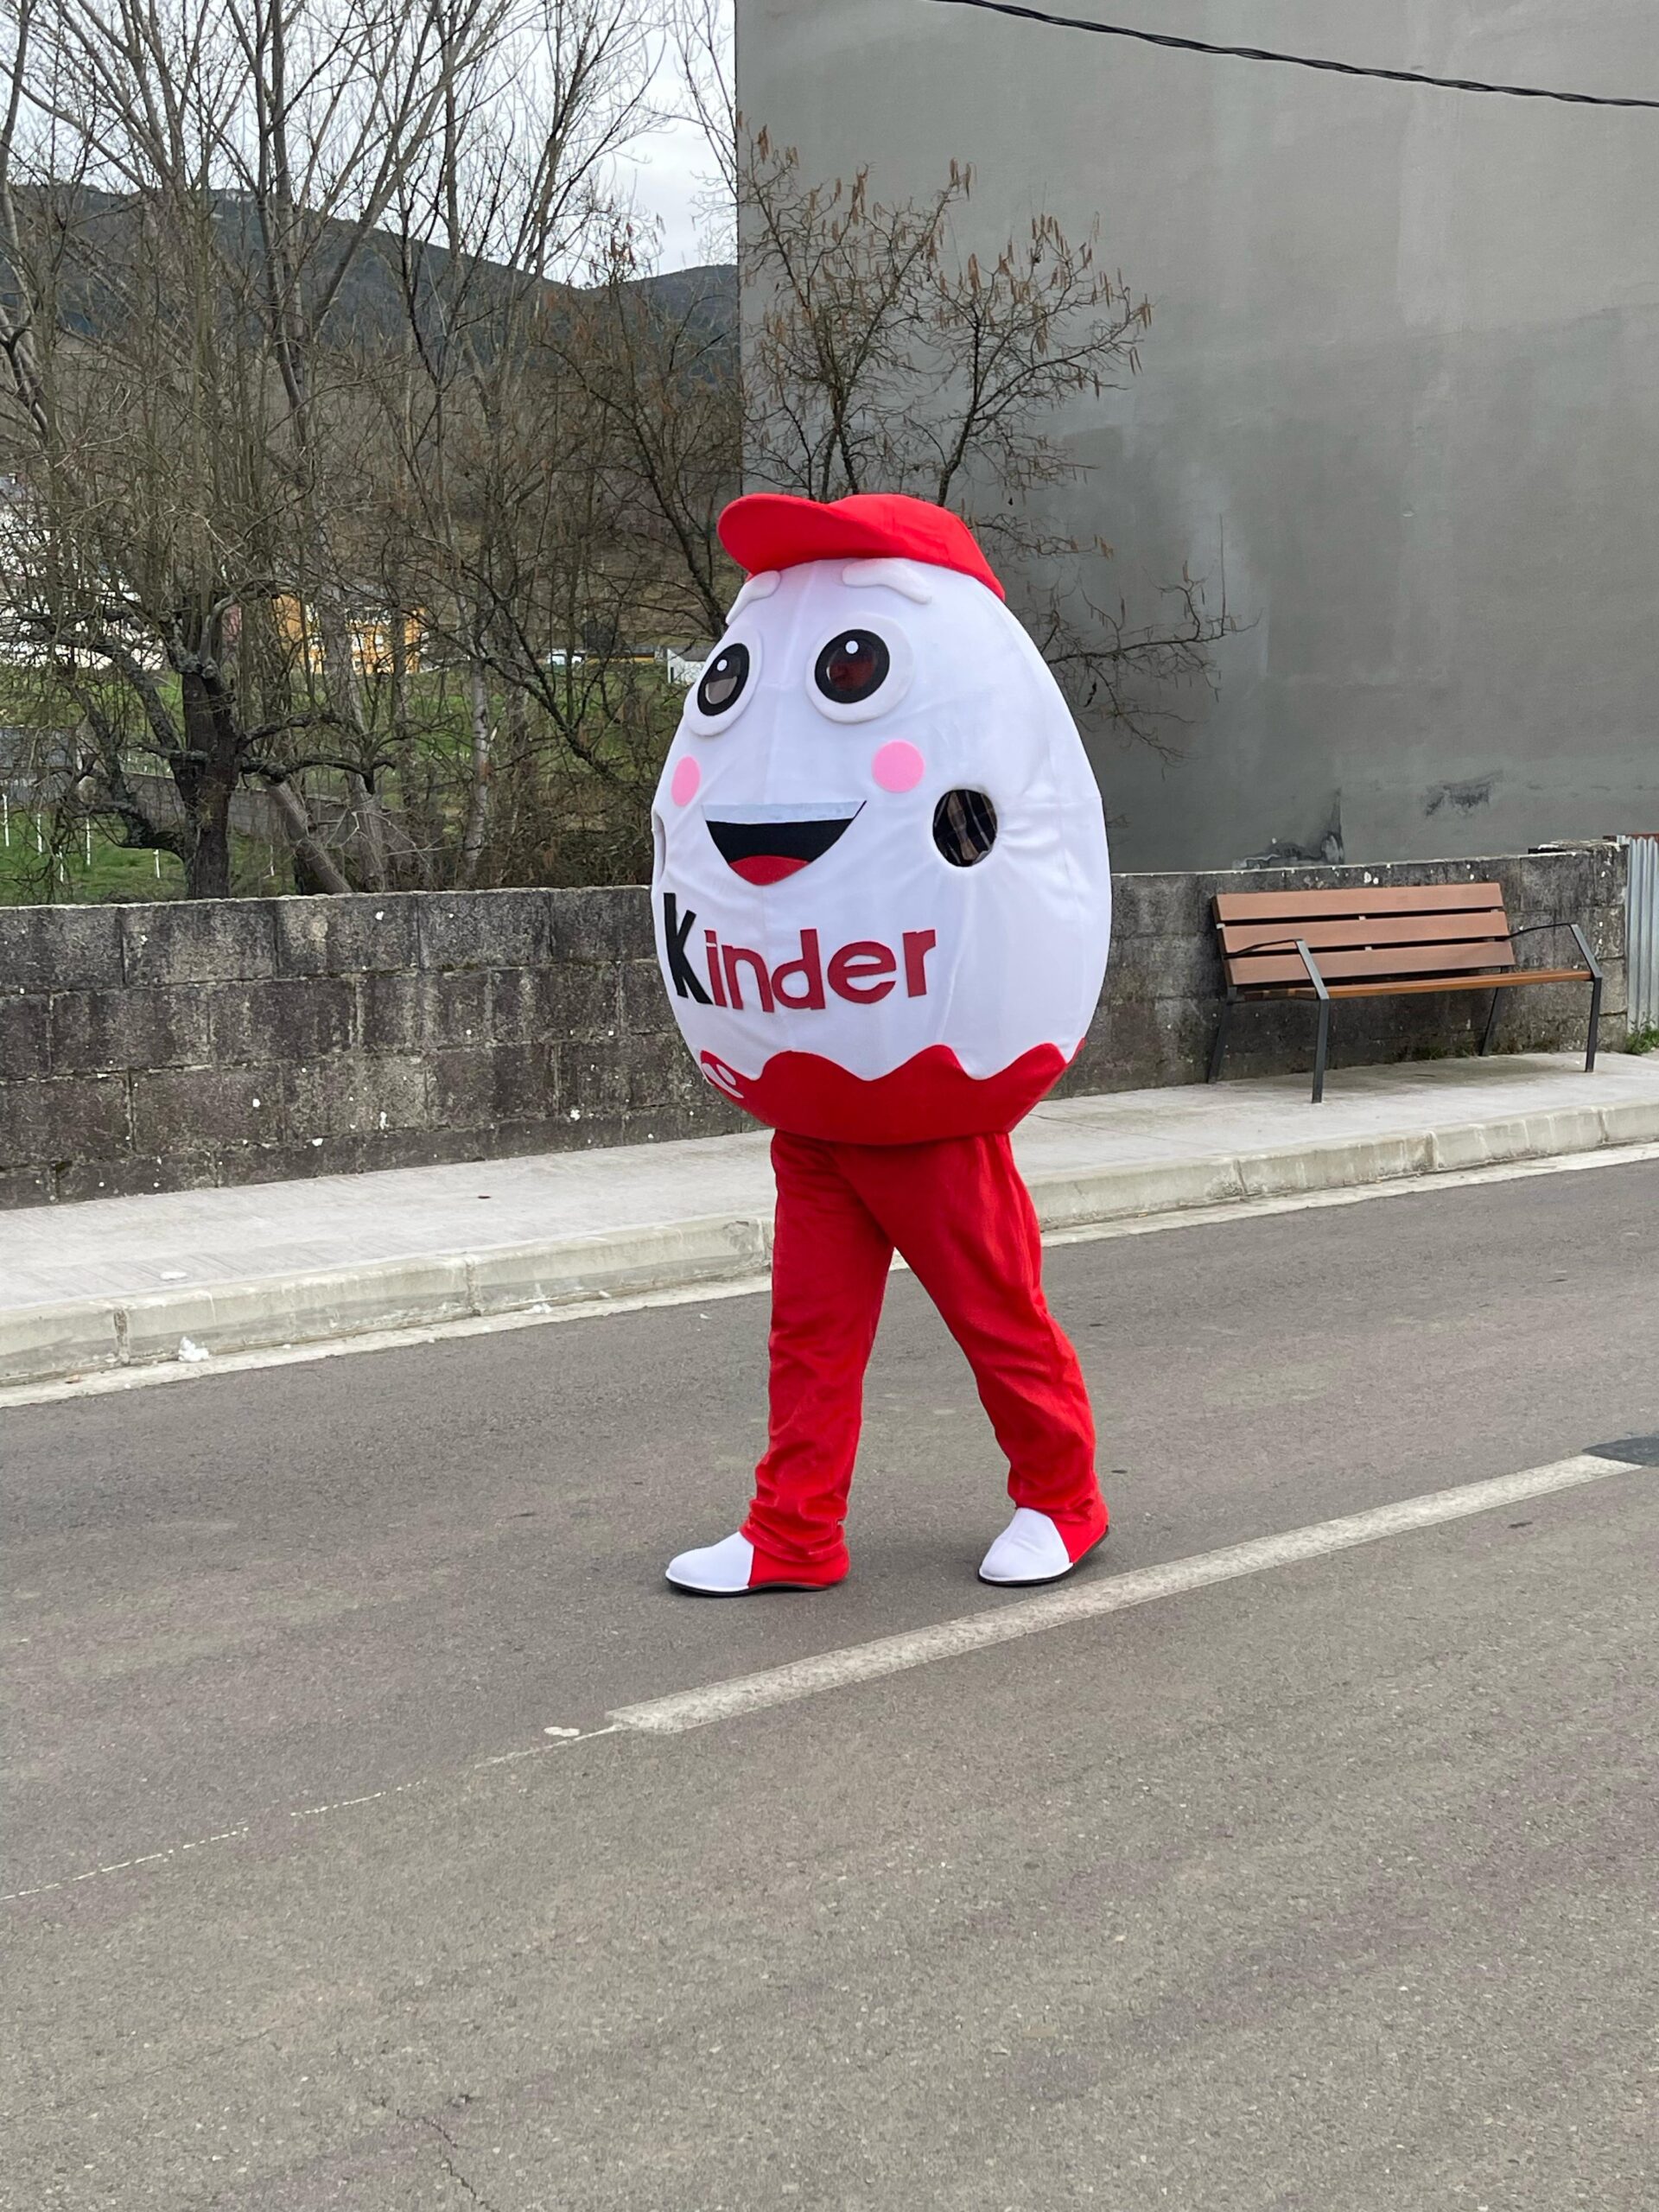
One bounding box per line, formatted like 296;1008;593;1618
0;811;288;905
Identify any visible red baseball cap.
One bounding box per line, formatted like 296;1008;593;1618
718;491;1005;601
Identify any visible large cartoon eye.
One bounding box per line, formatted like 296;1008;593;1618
684;633;760;735
817;630;887;703
697;642;751;715
807;622;913;723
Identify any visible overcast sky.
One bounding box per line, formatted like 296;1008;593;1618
611;4;735;271
616;111;725;268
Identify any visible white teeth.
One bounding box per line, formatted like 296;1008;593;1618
706;801;863;825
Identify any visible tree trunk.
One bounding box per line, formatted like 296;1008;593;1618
457;658;493;888
266;777;353;894
175;669;239;899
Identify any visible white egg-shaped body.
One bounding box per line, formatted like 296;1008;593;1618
651;555;1111;1145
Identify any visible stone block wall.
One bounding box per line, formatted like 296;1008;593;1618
0;849;1629;1208
0;888;745;1208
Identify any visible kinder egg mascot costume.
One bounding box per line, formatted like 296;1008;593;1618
654;492;1113;1593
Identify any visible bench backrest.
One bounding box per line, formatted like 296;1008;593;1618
1213;882;1516;990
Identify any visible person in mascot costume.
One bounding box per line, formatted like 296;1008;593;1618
652;490;1114;1594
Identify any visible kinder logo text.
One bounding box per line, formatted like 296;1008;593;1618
663;894;937;1014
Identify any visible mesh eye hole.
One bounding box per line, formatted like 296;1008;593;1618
933;789;998;867
814;629;890;707
696;641;751;717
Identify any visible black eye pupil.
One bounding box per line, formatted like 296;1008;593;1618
815;629;890;706
696;640;750;716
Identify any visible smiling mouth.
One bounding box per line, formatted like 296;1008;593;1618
706;802;863;886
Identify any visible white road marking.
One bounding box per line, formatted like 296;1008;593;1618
6;1453;1649;1901
607;1449;1653;1735
3;1137;1656;1412
3;1730;620;1904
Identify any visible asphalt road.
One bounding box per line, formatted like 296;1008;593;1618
4;1159;1657;2209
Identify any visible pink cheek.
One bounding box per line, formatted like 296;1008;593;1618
871;741;925;794
670;756;702;807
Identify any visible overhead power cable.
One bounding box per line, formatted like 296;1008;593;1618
924;0;1659;111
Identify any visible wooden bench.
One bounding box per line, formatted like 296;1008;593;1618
1207;881;1604;1103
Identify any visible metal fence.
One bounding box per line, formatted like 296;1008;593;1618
1628;833;1659;1034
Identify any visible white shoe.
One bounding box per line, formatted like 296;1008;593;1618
977;1507;1078;1586
665;1531;756;1594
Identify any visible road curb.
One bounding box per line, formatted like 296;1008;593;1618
4;1096;1657;1391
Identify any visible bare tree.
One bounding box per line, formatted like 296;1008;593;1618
0;0;666;895
0;4;1232;905
735;134;1234;745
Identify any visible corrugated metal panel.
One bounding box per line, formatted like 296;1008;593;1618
1628;835;1659;1033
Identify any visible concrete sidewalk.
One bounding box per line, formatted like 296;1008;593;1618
5;1051;1659;1391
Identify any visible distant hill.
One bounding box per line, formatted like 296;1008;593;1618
10;184;736;358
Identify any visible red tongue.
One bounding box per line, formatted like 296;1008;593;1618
728;854;810;886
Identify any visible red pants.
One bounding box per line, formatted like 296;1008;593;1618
742;1130;1106;1581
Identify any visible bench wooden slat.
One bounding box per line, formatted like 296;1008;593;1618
1227;940;1521;988
1323;965;1591;999
1213;883;1503;921
1218;910;1511;957
1244;965;1593;1001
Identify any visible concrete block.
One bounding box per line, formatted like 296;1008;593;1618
54;1153;220;1205
122;901;278;985
1104;932;1217;1005
498;1043;560;1122
425;1048;495;1127
1;1074;130;1165
1109;873;1204;940
0;1298;123;1386
207;977;356;1065
0;1163;52;1208
423;1045;557;1127
623;1095;749;1144
0;906;123;992
1426;1108;1605;1173
452;1116;575;1164
130;1066;282;1153
1028;1155;1247;1230
0;995;49;1080
416;890;550;973
354;1125;501;1176
492;964;620;1043
552;1109;632;1149
548;887;654;965
1600;1097;1659;1147
358;971;489;1053
467;1215;771;1315
285;1056;429;1141
274;893;421;977
1085;998;1213;1090
235;1136;367;1185
1237;1133;1431;1198
50;986;211;1073
556;1035;652;1116
620;959;677;1036
118;1254;476;1366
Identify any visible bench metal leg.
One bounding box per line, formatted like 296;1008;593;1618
1206;997;1234;1084
1479;986;1503;1055
1311;999;1331;1104
1586;972;1603;1072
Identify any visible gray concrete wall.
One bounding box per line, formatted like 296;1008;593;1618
0;849;1626;1207
736;0;1659;868
0;890;743;1208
